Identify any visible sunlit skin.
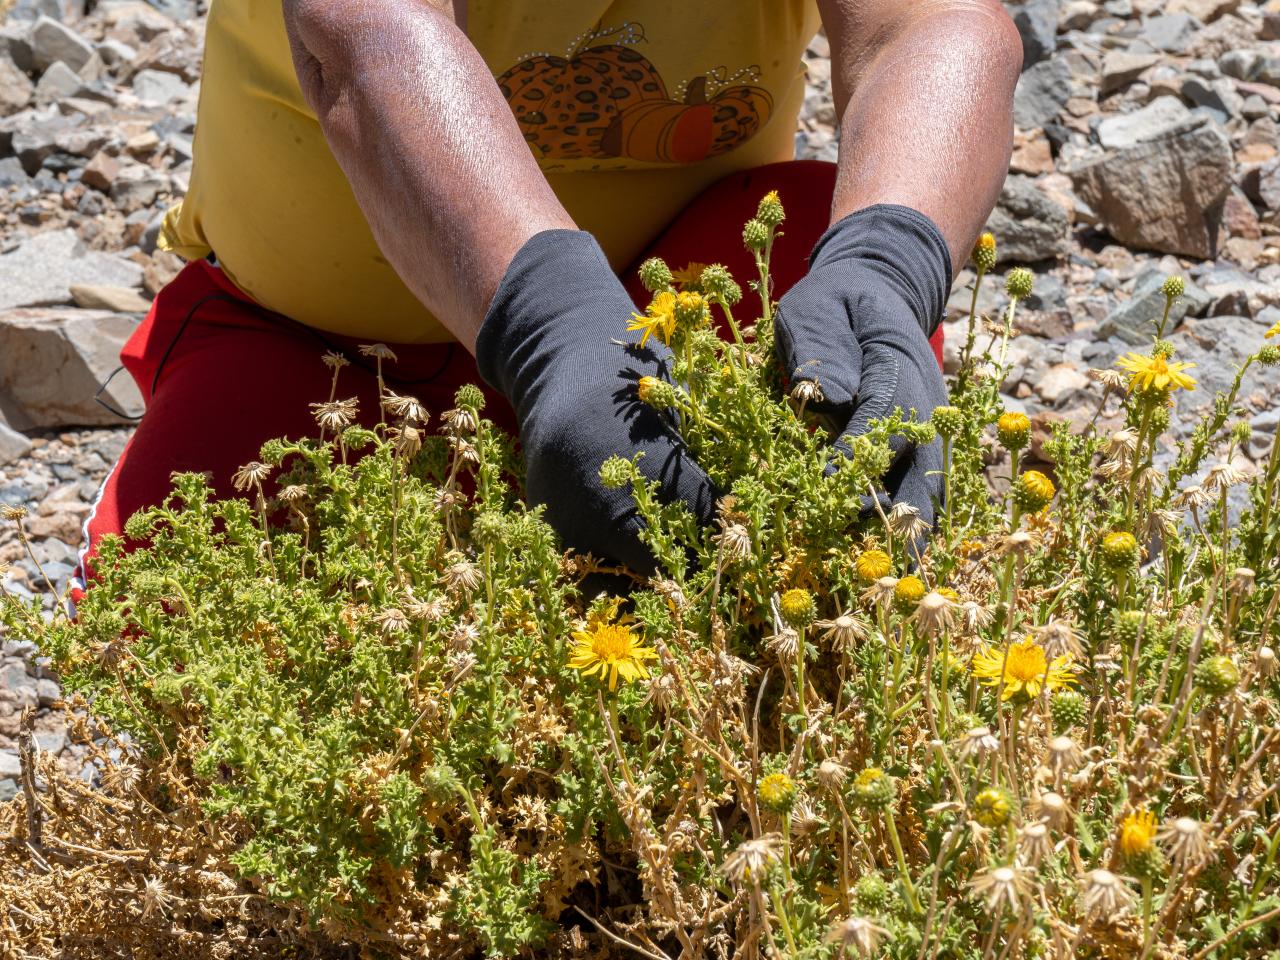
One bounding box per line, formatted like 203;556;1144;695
281;0;1022;351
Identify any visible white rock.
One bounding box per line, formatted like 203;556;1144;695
0;229;143;311
1097;96;1193;150
28;15;94;73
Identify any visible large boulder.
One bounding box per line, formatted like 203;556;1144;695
0;229;144;310
1068;116;1233;259
0;308;142;429
1013;57;1072;129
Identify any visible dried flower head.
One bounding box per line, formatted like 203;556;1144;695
721;833;782;883
1080;869;1134;921
1158;817;1209;871
911;591;957;637
1019;822;1053;866
826;916;890;957
968;863;1031;913
817;612;870;652
956;725;1000;761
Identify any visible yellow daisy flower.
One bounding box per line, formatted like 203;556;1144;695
567;602;657;691
1119;809;1158;858
970;637;1077;701
1116;352;1197;394
627;291;678;347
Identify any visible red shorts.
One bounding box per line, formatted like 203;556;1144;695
75;160;944;590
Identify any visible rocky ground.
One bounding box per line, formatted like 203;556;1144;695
1;0;1279;799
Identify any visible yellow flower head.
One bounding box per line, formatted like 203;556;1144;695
854;548;893;582
894;575;927;607
1116;351;1197;394
758;772;797;812
568;602;658;692
1266;319;1280;339
1014;470;1056;512
971;637;1078;701
997;411;1032;451
627;291;678;347
778;588;816;628
1120;809;1158;858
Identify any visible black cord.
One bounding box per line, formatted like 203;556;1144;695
93;286;460;422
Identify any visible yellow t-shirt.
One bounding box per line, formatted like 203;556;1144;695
162;1;821;343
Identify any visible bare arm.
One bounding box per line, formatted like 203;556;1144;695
818;0;1023;274
283;0;575;351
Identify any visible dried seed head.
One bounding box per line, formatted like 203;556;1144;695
968;863;1031;913
817;612;869;652
826;916;890;957
1047;735;1084;778
1080;869;1134;921
817;759;849;792
1158;816;1209;871
721;833;782;884
956;725;999;761
1019;822;1053;865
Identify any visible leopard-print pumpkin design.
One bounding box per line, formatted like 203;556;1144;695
496;45;667;161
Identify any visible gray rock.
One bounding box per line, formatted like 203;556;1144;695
1199;268;1280;317
1100;50;1160;95
0;779;15;803
0;24;35;74
1255;57;1280;88
109;162;168;211
1060;0;1100;30
33;60;85;103
6;107;81;175
1137;14;1200;53
1219;49;1262;82
1172;313;1280;438
985;175;1071;263
131;66;190;105
1014;56;1073;129
0;751;19;780
0;156;30;187
1257;158;1280;210
0;53;34;116
1069;115;1233;259
1006;0;1060;69
1166;0;1241;23
0;421;32;467
0;307;143;429
1096;96;1192;149
0;230;143;311
28;15;94;74
144;0;197;20
96;38;138;68
1097;267;1212;344
35;677;60;705
1180;76;1244;123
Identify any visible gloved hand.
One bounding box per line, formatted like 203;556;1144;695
476;230;717;571
774;204;952;526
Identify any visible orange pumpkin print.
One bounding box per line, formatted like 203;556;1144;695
495;25;773;165
601;73;773;164
496;26;667;161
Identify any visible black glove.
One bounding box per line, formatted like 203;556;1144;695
774;204;952;525
476;230;716;571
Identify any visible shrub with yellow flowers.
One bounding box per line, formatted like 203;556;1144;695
4;193;1280;960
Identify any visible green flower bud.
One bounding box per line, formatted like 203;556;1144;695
1152;339;1176;359
972;786;1014;828
1005;268;1034;299
1050;689;1088;733
1112;609;1146;647
1257;345;1280;365
1231;421;1253;446
637;376;681;410
673;291;709;328
743;218;769;251
1101;531;1140;569
851;767;897;809
421;764;462;804
1149;405;1171;434
1161;275;1185;301
756;190;785;227
638;257;673;293
470;511;506;548
853;873;892;912
699;264;742;305
1195;655;1240;697
972;232;997;273
932;405;964;439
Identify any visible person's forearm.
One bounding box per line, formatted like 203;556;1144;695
284;0;574;350
824;0;1022;274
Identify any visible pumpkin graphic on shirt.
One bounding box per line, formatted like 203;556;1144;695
495;24;773;164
